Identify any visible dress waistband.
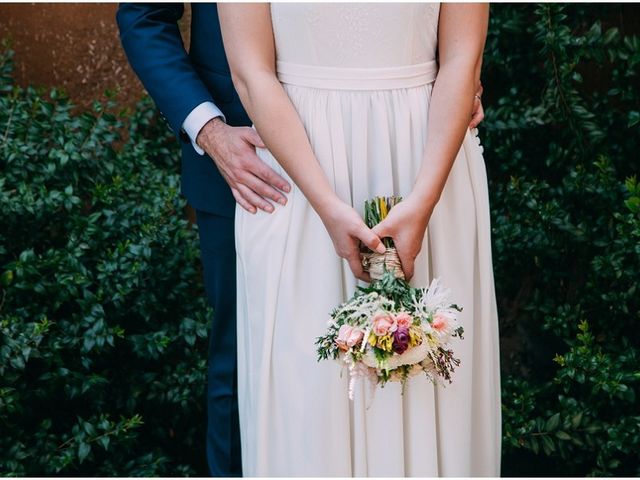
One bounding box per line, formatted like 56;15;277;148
276;60;438;90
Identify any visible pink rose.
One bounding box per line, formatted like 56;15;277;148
336;324;354;350
372;312;397;336
432;313;450;332
394;312;413;329
346;327;364;347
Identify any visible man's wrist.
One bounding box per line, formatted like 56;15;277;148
182;101;226;155
196;116;226;153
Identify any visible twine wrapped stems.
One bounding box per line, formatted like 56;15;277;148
361;196;405;280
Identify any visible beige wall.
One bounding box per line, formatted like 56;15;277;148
0;3;191;109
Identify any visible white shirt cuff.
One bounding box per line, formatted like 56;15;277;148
182;101;226;155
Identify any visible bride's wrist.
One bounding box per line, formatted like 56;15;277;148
405;190;438;226
310;191;342;217
314;193;345;222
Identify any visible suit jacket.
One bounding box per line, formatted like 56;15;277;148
117;3;251;217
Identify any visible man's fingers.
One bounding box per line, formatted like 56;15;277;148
356;225;386;254
253;159;292;193
237;183;274;213
231;188;257;214
469;99;484;128
242;171;288;206
469;113;481;129
243;127;266;148
470;108;485;128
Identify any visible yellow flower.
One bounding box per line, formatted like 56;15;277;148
379;197;388;219
408;326;422;347
368;333;378;347
376;334;394;352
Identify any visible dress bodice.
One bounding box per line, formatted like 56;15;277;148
270;3;440;68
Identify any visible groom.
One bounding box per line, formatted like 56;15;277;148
116;4;292;477
116;4;485;477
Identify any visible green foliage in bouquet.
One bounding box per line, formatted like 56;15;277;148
0;42;210;475
484;4;640;476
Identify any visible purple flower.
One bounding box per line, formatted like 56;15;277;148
393;327;410;354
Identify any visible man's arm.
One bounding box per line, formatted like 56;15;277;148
116;4;219;138
116;3;290;212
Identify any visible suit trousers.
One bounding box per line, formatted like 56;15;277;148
195;210;242;477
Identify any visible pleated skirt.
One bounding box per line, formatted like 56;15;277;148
235;62;502;477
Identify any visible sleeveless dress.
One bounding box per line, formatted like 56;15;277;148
234;3;502;476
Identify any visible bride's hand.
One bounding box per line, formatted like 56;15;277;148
318;198;386;282
371;196;435;281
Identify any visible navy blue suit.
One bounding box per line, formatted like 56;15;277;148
116;4;247;476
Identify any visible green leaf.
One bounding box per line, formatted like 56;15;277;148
1;270;13;286
571;412;583;429
77;442;91;463
603;27;619;44
542;435;556;455
98;436;110;451
624;197;640;214
555;431;572;441
530;436;540;455
83;422;96;437
546;413;561;431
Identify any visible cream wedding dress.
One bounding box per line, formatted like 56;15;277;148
235;3;501;476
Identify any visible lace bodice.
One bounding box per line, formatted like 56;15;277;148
270;3;440;68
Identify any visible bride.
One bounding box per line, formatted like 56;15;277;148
219;3;501;476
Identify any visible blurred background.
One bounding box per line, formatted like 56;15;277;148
0;4;146;108
1;3;639;477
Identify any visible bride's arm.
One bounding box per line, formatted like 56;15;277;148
373;4;490;280
218;4;385;280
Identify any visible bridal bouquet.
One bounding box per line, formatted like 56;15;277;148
315;197;464;399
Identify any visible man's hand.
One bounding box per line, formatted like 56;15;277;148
196;117;291;214
469;81;484;129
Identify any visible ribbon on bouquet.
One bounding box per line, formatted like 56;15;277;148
361;247;405;280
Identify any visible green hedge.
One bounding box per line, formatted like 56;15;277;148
483;4;639;476
1;3;639;476
0;42;211;475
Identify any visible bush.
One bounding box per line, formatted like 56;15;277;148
0;42;211;475
483;4;640;476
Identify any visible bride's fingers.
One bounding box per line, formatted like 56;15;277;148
371;221;393;247
396;247;415;281
346;253;370;282
355;225;386;254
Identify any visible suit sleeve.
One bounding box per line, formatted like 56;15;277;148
116;3;216;136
